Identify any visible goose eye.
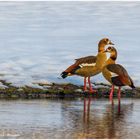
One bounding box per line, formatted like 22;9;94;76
106;39;109;42
108;47;112;50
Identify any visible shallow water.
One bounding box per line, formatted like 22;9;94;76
0;1;139;87
0;98;139;139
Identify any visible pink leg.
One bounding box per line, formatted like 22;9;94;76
109;85;114;102
88;77;96;93
83;77;87;91
118;87;121;103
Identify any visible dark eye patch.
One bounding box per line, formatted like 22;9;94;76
106;38;109;42
108;46;112;50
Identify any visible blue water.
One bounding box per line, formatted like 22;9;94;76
0;1;139;87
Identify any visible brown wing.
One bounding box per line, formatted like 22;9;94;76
107;64;134;87
61;55;97;78
107;64;129;77
75;55;97;65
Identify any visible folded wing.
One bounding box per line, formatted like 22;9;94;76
61;55;97;78
106;64;135;88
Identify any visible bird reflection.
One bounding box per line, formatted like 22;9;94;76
118;97;121;114
110;97;121;114
83;97;91;123
83;97;121;122
110;98;121;114
81;97;134;138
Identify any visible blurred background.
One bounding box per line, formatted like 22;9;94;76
0;1;139;87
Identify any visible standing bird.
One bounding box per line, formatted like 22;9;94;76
102;46;135;102
61;38;114;93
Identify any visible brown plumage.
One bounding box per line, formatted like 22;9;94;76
64;56;96;75
61;38;114;93
106;64;135;88
75;56;97;64
102;46;135;102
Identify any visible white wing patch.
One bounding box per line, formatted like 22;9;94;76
79;63;96;68
110;72;119;77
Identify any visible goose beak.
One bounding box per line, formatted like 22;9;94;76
109;40;114;45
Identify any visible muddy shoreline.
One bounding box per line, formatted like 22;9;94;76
0;80;139;99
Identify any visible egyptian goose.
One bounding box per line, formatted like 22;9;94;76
102;46;135;102
61;38;114;93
